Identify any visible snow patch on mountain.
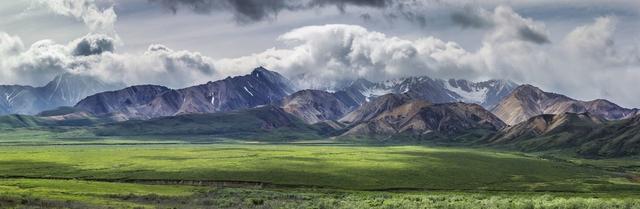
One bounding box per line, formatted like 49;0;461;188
337;76;517;108
361;87;393;98
243;86;254;96
445;82;488;104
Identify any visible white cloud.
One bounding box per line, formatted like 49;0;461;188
468;6;552;82
0;32;25;56
215;6;552;89
2;4;640;107
0;37;71;85
0;33;220;88
485;6;549;44
215;24;475;89
547;16;640;106
8;0;221;88
36;0;117;35
562;16;640;66
84;44;219;88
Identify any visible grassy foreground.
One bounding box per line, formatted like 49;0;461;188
1;179;639;209
0;144;639;208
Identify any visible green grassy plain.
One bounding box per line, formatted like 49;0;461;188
0;144;637;192
1;128;640;208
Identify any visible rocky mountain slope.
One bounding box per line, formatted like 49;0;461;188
487;113;604;148
341;95;506;138
73;85;171;120
491;85;639;125
0;73;123;115
339;93;414;124
280;90;359;124
486;112;640;157
338;77;517;109
75;67;295;120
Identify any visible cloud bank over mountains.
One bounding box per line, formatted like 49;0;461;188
1;0;640;106
0;32;218;88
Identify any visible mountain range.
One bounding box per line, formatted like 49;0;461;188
2;66;640;157
75;67;295;120
2;67;519;121
72;68;519;122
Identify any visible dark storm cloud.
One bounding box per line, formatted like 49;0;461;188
450;6;550;45
450;11;492;28
518;26;550;44
148;0;389;23
71;34;115;56
310;0;388;11
360;13;372;21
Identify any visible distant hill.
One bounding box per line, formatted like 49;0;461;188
487;112;640;157
93;105;326;140
576;116;640;157
0;114;48;129
0;110;108;129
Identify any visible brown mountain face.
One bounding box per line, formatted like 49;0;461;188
339;93;414;124
486;112;604;148
280;89;358;124
75;67;295;120
491;85;638;125
342;97;506;137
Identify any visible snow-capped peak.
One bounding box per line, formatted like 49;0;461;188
341;76;517;108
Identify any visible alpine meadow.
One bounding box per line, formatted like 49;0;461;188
1;0;640;208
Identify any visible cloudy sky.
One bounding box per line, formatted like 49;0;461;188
1;0;640;106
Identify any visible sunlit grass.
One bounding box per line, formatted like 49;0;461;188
0;144;637;192
1;179;639;209
0;178;194;208
0;133;639;208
